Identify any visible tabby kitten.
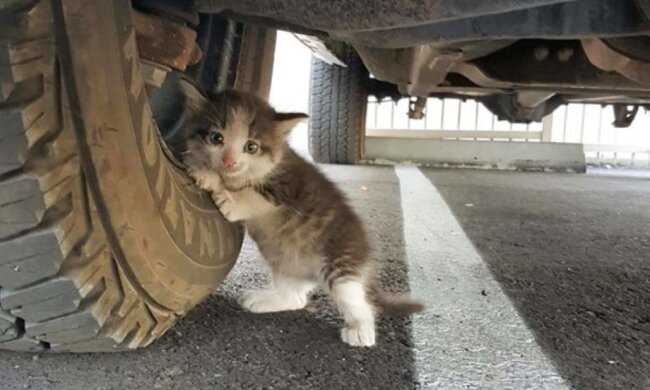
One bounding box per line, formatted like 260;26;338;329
179;79;422;347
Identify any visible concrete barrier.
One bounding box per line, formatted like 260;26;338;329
365;137;586;172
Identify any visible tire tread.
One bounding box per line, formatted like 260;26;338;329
0;0;176;353
308;48;367;164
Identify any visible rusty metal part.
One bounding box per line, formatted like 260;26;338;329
133;9;202;72
407;41;514;96
450;60;650;96
611;104;639;127
581;38;650;87
452;40;650;95
406;46;463;96
603;37;650;63
356;41;514;96
408;97;427;119
449;62;512;89
361;38;650;106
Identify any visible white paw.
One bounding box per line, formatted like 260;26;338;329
188;170;208;189
212;191;240;222
238;289;307;313
188;168;221;192
341;322;376;347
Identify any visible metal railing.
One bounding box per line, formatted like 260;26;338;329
550;104;650;167
366;97;650;167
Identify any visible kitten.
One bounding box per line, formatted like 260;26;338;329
178;79;423;347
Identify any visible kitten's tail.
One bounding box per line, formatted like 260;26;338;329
369;285;425;317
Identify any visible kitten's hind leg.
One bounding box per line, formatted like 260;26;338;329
330;278;376;347
239;274;316;313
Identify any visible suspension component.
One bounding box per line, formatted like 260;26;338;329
408;97;427;120
132;8;203;92
611;104;639;128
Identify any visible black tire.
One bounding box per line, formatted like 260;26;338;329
0;0;243;352
308;48;368;164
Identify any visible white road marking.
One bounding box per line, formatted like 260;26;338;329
395;166;569;390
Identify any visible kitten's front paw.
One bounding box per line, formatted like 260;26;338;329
238;289;307;313
188;168;220;191
213;191;240;222
341;322;376;347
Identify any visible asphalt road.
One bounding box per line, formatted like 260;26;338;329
0;166;648;389
424;168;650;389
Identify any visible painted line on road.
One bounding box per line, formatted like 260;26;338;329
395;166;568;389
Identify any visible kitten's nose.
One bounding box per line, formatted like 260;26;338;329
222;156;237;170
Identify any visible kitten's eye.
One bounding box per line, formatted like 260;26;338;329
244;140;259;154
207;132;223;146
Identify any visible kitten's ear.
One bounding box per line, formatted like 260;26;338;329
178;76;208;113
273;112;308;136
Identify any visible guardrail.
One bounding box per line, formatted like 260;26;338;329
366;98;650;167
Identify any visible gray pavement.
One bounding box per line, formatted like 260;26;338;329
0;165;649;389
424;168;650;390
397;166;566;389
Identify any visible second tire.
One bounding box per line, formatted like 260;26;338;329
308;49;368;164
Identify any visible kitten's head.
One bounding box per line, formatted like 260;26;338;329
178;78;307;190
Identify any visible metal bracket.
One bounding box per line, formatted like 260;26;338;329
294;34;346;66
611;104;639;127
133;9;202;72
408;97;427;120
581;38;650;87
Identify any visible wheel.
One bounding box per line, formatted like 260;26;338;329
0;0;244;352
308;48;368;164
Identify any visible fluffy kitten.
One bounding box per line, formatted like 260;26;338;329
178;79;423;347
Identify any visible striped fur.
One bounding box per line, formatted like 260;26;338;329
178;80;422;347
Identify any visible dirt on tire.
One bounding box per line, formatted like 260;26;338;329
0;0;243;353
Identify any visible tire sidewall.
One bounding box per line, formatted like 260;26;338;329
63;0;243;312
